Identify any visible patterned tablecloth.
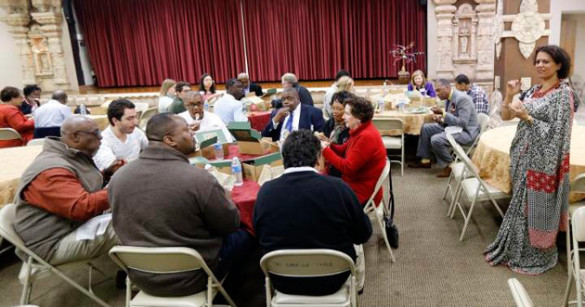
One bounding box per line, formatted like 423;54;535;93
0;146;43;207
374;110;434;135
472;124;585;203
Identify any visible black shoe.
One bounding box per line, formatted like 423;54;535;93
408;161;431;169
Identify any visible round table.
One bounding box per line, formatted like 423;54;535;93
373;110;433;135
0;146;43;206
231;180;260;236
472;124;585;203
86;115;109;130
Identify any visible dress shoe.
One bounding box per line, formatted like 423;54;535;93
437;166;452;178
408;161;431;169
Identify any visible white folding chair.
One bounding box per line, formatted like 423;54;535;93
508;278;534;307
109;246;235;307
0;127;23;142
564;175;585;306
363;158;396;262
445;133;508;241
462;113;490;155
260;249;357;307
372;118;404;176
26;138;45;147
138;107;158;131
0;204;109;306
564;206;585;307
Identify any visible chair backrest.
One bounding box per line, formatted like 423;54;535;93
260;249;355;279
138;107;158;130
372;118;404;135
572;207;585;243
27;138;45;147
109;246;210;275
446;133;481;179
477;113;490;133
571;174;585;193
364;158;390;211
0;128;22;141
0;204;26;248
507;278;534;307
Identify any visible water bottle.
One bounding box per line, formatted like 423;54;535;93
80;104;87;115
214;142;224;160
378;98;385;113
204;101;209;112
231;157;243;186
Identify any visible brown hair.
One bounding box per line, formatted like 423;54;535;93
345;96;374;123
410;70;427;88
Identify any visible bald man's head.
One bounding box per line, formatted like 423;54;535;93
60;115;102;157
52;91;68;104
146;113;195;154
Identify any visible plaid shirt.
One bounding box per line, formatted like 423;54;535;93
467;84;490;115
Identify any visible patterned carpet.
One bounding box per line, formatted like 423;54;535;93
0;164;572;306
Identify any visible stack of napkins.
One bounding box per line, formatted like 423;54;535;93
257;164;285;186
205;165;236;192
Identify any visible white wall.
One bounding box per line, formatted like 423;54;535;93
427;1;438;79
549;0;585;45
0;8;24;89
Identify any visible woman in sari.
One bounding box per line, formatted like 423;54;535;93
485;45;577;274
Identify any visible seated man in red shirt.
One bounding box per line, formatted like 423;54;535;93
14;116;122;265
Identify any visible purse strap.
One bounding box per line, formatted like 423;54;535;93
388;166;395;221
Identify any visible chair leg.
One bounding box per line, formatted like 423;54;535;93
449;183;464;219
459;196;479;242
565;271;574;307
375;209;396;263
20;257;33;305
125;277;131;307
265;277;272;307
442;173;454;201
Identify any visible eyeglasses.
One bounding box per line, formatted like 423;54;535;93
75;129;102;139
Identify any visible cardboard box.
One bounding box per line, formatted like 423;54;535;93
242;152;283;181
228;123;279;155
189;156;234;175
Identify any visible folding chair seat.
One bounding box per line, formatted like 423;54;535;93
0;204;109;306
260;249;357;307
109;246;235;307
445;134;508;241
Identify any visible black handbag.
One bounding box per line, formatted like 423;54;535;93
384;167;399;249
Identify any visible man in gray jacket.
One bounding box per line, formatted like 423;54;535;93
109;113;249;297
409;79;480;177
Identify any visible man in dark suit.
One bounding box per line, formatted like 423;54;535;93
281;72;313;106
237;72;263;97
254;130;372;295
409;79;480;177
262;87;324;142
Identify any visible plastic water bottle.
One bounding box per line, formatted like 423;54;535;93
80;104;87;115
231;157;243;186
204;101;209;112
378;98;385;113
214;142;224;160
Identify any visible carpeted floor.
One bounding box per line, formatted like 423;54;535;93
0;164;573;306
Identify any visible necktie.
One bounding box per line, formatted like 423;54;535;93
285;112;294;132
445;100;450;113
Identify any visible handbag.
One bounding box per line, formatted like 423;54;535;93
384;167;399;249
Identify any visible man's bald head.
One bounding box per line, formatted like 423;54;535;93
52;91;67;104
60;115;102;157
145;113;179;141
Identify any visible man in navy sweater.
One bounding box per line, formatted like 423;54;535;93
253;130;372;295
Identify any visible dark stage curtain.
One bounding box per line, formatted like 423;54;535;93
74;0;426;87
242;0;427;82
74;0;245;87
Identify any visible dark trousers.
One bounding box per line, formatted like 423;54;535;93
213;229;253;304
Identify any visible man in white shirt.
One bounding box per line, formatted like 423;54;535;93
178;91;234;142
213;78;247;124
33;91;72;128
94;99;148;170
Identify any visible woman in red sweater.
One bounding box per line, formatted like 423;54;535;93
321;96;387;205
0;86;35;148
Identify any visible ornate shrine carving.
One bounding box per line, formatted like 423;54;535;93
0;0;70;90
433;0;496;84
